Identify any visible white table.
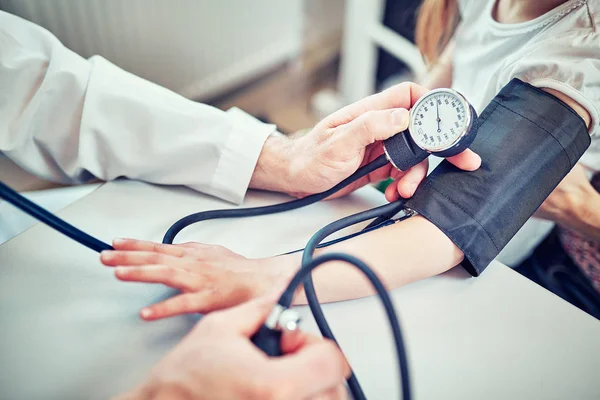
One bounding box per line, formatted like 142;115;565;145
1;180;599;400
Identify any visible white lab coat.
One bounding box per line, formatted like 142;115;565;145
0;11;276;204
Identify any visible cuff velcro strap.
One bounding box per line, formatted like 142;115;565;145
406;78;590;276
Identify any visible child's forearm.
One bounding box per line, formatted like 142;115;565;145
268;216;464;304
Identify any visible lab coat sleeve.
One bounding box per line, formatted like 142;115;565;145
0;11;276;204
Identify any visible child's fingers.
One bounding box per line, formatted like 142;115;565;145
101;250;181;267
114;265;197;292
112;238;189;257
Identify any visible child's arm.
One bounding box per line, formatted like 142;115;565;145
287;215;463;304
100;215;463;320
535;163;600;241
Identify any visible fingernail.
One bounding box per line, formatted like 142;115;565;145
113;238;126;246
115;267;127;276
392;109;409;127
410;182;418;196
140;308;153;319
100;251;113;262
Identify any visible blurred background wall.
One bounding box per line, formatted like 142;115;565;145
1;0;302;100
0;0;347;101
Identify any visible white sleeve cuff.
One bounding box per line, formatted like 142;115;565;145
200;107;276;204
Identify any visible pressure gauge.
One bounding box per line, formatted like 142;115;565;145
383;88;478;171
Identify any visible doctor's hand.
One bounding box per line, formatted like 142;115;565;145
249;81;481;200
116;293;349;400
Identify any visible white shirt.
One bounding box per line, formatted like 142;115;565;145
454;0;600;170
453;0;600;265
0;11;277;204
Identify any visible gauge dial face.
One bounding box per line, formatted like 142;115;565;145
409;89;471;152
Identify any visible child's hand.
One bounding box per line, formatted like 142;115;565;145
100;239;286;320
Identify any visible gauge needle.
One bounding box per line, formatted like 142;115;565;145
436;101;441;133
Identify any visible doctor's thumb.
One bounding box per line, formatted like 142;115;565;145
342;108;410;151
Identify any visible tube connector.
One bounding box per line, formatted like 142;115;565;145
264;305;301;331
277;309;301;332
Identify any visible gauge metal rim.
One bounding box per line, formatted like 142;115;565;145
408;88;473;153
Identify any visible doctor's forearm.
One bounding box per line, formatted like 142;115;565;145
249;135;294;194
270;216;463;305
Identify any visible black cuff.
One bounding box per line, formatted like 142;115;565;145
406;79;590;276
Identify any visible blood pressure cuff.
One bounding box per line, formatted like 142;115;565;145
405;78;590;276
